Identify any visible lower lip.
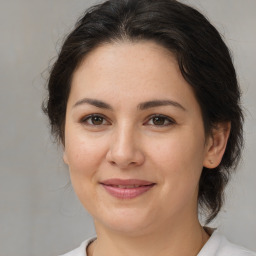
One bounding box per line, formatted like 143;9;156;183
101;184;155;199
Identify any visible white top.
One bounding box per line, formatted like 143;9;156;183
60;230;256;256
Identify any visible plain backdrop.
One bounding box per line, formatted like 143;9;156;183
0;0;255;255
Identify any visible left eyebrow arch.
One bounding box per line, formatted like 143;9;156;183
73;98;113;110
138;100;186;111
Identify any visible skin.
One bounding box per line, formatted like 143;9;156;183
63;41;230;256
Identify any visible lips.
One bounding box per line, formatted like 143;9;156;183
100;179;156;199
101;179;154;186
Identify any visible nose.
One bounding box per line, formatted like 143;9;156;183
106;124;145;169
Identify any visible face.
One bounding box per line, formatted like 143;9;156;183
63;41;213;236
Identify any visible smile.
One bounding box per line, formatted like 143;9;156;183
100;179;156;199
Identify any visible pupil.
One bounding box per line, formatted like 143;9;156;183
92;116;103;125
153;117;165;125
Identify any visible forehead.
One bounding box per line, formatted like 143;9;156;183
69;41;198;111
77;41;178;77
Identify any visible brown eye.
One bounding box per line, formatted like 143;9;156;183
152;116;166;125
146;114;175;127
91;116;104;125
81;114;109;126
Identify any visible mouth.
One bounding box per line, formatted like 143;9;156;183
99;179;156;199
107;184;147;188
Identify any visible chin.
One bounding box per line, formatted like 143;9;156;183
94;208;155;236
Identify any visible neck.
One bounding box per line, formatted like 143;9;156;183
89;217;209;256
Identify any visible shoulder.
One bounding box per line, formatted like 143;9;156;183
59;237;96;256
198;230;256;256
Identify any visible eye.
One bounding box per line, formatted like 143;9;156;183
81;114;110;126
145;114;175;127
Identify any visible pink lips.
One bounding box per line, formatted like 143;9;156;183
100;179;156;199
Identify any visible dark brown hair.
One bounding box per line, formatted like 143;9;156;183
43;0;244;223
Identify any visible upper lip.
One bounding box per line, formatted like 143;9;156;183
100;179;155;186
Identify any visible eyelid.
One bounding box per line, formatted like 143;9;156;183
144;114;176;126
79;113;175;127
80;113;111;125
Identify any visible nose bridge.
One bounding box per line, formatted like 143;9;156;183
107;121;144;168
114;121;136;157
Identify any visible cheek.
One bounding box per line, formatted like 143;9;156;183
151;131;205;169
64;135;104;209
149;131;205;195
64;132;107;182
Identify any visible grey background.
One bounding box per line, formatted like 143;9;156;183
0;0;255;255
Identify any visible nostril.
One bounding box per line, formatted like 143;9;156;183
109;160;137;168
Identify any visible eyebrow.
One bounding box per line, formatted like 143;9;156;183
73;98;186;111
73;98;113;110
138;100;186;111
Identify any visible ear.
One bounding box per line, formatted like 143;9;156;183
203;122;231;169
63;150;69;165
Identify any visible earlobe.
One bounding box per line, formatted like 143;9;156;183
63;151;69;165
203;122;231;169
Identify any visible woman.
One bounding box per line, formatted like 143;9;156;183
43;0;255;255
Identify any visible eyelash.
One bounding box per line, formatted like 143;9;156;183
145;114;176;127
80;114;110;126
80;114;176;127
